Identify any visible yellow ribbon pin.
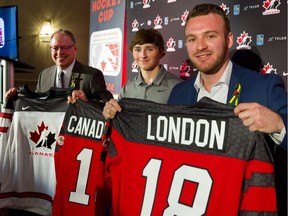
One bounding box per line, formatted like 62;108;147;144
229;83;241;107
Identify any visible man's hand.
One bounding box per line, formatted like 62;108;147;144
102;99;121;120
5;87;17;99
234;102;284;134
67;90;88;104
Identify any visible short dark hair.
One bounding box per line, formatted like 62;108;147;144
50;29;76;44
129;28;165;55
185;3;231;36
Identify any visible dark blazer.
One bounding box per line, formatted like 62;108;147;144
168;63;287;148
168;63;288;215
35;60;113;102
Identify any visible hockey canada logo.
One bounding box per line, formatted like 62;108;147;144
154;15;163;29
181;10;189;26
220;3;230;15
260;63;277;74
166;37;176;52
30;121;56;149
179;60;191;79
262;0;281;15
132;19;139;32
236;31;252;50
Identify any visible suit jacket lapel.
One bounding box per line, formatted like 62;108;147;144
50;66;57;88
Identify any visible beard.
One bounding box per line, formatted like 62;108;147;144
190;42;229;75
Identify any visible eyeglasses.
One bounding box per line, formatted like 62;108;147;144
50;45;74;52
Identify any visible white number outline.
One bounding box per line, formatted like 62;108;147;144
69;148;93;205
141;158;213;216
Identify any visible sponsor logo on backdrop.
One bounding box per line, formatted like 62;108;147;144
132;61;139;73
90;28;122;76
179;60;191;79
236;31;252;50
166;37;176;52
168;0;177;3
154;15;163;29
130;1;134;9
132;19;140;32
261;63;277;74
220;3;230;14
143;0;151;8
233;4;240;15
256;34;264;46
181;10;189;26
262;0;281;15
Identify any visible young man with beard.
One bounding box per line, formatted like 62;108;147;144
167;4;287;215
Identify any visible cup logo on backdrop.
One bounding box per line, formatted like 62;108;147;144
262;0;281;15
143;0;151;8
131;61;139;72
166;37;176;52
220;3;230;14
154;15;163;29
261;63;277;74
132;19;139;32
236;31;252;50
181;10;189;26
90;28;122;76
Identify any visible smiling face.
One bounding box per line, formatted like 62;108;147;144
132;43;163;73
185;13;233;76
50;32;77;69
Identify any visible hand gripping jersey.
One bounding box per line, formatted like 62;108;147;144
0;104;13;183
53;100;111;216
0;87;69;216
106;97;277;216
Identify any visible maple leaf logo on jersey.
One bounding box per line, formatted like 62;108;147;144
29;121;56;149
260;63;277;74
236;31;252;50
262;0;281;15
220;3;230;15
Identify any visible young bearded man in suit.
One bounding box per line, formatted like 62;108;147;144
167;4;287;215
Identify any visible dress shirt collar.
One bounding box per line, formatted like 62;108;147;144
194;60;233;91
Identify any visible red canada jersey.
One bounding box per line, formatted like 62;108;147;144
53;100;111;216
106;98;277;216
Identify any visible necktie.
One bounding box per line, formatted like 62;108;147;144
60;71;65;88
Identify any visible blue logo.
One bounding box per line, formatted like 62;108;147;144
164;17;169;25
233;4;240;15
178;40;183;49
256;34;264;46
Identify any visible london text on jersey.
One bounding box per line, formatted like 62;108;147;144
146;115;228;150
67;115;105;140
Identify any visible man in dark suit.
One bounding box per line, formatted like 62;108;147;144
167;4;287;215
6;29;113;104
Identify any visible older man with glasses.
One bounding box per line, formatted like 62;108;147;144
6;29;113;104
